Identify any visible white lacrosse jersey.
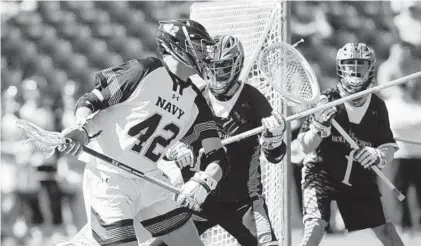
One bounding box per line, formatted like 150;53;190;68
82;58;218;178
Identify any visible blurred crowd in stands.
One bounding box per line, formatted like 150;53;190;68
1;1;421;245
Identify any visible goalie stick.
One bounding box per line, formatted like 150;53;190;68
331;119;405;201
220;70;421;146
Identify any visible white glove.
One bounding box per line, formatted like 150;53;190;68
174;171;217;211
353;147;385;169
57;122;89;157
260;112;286;150
166;142;195;168
313;96;337;127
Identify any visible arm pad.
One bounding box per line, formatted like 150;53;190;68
202;147;230;178
298;128;323;154
74;91;103;115
263;141;287;163
376;145;397;169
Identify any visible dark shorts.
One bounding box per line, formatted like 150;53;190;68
302;166;387;231
192;196;276;246
149;196;277;246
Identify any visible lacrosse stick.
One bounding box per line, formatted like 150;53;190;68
15;119;181;195
197;41;407;199
221;70;421;146
331;120;405;201
197;41;320;157
260;42;406;199
258;41;321;106
395;137;421;146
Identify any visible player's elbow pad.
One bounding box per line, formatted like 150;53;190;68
263;141;287;164
377;145;398;169
202;147;230;178
74;92;103;115
298;131;322;154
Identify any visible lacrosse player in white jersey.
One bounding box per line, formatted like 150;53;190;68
57;19;229;246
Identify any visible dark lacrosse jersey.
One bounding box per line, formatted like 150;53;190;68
300;88;397;195
79;58;219;178
185;82;286;202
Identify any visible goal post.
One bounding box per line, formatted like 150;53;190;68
190;1;292;246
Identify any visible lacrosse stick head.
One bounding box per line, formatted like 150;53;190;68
258;42;320;110
16;119;65;158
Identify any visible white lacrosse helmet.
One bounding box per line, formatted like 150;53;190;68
336;43;376;95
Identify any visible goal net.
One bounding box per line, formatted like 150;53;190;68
190;1;291;246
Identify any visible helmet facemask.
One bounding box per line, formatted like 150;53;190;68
337;58;374;94
207;57;242;95
156;20;215;79
336;43;376;107
205;35;244;97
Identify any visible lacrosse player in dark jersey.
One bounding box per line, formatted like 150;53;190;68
298;43;404;246
152;35;286;246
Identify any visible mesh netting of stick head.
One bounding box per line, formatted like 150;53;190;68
16;119;64;158
258;42;320;111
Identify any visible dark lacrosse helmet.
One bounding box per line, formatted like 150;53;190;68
207;35;245;96
156;19;215;78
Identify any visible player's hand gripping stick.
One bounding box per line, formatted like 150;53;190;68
220;70;421;147
331;119;405;202
16;119;182;195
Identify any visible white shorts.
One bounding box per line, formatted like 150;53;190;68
83;164;181;245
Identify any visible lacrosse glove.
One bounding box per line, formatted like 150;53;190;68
57;122;89;157
174;171;217;211
260;112;286;150
354;146;386;169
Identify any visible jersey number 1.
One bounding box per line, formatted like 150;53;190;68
128;113;180;162
342;149;357;186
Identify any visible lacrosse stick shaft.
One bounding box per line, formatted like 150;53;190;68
82;146;181;195
395;137;421;146
220;71;421;146
331;120;405;202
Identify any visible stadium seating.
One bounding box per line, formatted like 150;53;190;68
1;1;417;95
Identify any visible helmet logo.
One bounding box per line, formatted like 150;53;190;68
161;23;180;37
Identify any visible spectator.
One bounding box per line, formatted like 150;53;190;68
392;1;421;50
377;42;421;99
378;43;421;236
18;77;65;245
291;2;333;39
1;86;25;245
56;81;87;236
386;81;421;235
